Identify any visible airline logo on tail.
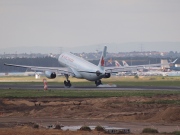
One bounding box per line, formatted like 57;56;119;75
115;60;121;67
122;61;129;66
98;46;107;69
101;57;105;66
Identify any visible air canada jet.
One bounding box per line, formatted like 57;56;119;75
4;46;165;87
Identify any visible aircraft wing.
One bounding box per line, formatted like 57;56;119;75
105;66;141;73
105;63;165;73
4;63;75;76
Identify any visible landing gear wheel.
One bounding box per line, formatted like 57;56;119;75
95;80;102;86
67;80;71;87
64;80;67;86
64;80;71;87
64;74;72;88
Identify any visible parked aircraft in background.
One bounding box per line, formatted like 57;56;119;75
114;60;122;67
170;66;180;71
114;60;127;76
164;71;180;76
114;59;175;76
131;59;179;77
4;46;165;87
152;58;179;71
122;60;129;67
168;59;180;71
121;59;179;72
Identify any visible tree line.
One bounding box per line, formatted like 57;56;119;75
0;57;60;72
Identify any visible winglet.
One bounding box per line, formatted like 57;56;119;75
98;46;107;70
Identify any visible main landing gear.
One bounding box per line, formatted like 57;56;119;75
64;74;71;87
95;80;102;86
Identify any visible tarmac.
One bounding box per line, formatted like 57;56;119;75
0;84;180;90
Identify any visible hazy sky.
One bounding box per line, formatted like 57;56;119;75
0;0;180;52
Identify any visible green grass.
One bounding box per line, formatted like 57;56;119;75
172;131;180;135
0;89;180;98
1;76;180;87
0;76;180;98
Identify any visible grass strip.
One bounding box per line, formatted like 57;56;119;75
0;89;180;98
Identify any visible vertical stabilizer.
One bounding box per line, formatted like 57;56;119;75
168;58;178;68
122;61;129;66
115;60;121;67
98;46;107;70
172;58;178;64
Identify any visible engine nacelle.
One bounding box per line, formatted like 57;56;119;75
103;73;111;78
44;71;56;79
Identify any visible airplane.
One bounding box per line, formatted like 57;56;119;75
152;58;179;72
114;60;122;67
115;60;139;76
114;60;128;76
168;59;180;71
4;46;166;87
122;60;129;67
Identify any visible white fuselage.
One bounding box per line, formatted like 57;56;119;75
58;52;104;81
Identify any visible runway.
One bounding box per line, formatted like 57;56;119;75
0;84;180;90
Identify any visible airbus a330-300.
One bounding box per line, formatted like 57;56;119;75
4;46;164;87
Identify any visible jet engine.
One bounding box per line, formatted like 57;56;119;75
44;71;56;79
103;73;111;78
96;70;101;76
